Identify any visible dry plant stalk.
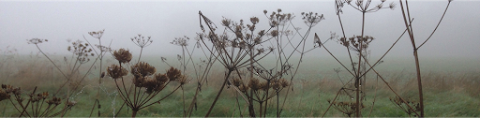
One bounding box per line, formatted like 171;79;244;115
25;35;103;117
318;0;452;117
108;48;185;117
399;0;452;116
197;8;322;117
0;85;76;117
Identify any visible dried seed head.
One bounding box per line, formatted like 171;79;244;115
248;78;260;90
31;93;43;102
113;48;132;64
166;67;181;81
131;62;156;78
250;17;259;24
42;92;49;99
88;29;105;39
0;89;10;101
258;81;270;91
272;80;281;90
222;18;231;26
239;84;249;92
131;34;153;48
279;79;289;88
270;30;279;37
47;97;61;105
133;76;147;87
27;38;47;44
154;73;169;83
144;79;159;94
107;64;128;79
258;30;265;36
171;36;190;46
232;78;242;87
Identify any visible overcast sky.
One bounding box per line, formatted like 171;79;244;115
1;0;479;60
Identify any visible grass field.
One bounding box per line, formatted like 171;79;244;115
1;55;479;117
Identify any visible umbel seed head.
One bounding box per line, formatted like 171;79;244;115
113;48;132;64
248;78;260;90
0;89;10;101
155;73;169;83
107;64;128;79
131;62;156;78
166;67;182;81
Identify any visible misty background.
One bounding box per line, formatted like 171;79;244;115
1;0;479;72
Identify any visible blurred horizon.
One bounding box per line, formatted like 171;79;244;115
1;0;480;59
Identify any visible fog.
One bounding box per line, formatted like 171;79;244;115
1;0;479;60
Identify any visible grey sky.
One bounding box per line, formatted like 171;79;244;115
0;0;479;59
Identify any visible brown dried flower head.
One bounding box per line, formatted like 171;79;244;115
171;36;190;47
107;64;128;79
42;92;49;99
248;78;260;90
155;73;169;83
46;97;61;105
131;34;153;48
270;30;279;37
88;29;105;39
27;38;48;44
250;17;259;24
272;80;281;90
272;78;289;90
166;67;182;81
0;88;10;101
144;79;161;94
131;62;156;78
232;78;242;87
239;84;249;92
133;76;147;87
258;81;271;91
31;93;43;102
3;85;21;95
113;48;132;63
68;40;95;63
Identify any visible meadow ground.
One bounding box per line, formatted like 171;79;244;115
0;55;479;117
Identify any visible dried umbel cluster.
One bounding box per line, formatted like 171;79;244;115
131;62;157;78
1;85;76;117
88;29;105;39
339;35;375;50
109;48;186;116
301;12;325;26
231;77;289;92
107;64;128;79
0;89;9;101
113;48;132;64
338;0;395;13
327;100;365;117
131;34;153;48
67;40;95;63
133;68;186;94
390;96;421;116
271;78;290;90
1;84;21;98
171;36;190;46
264;9;293;27
27;38;48;44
